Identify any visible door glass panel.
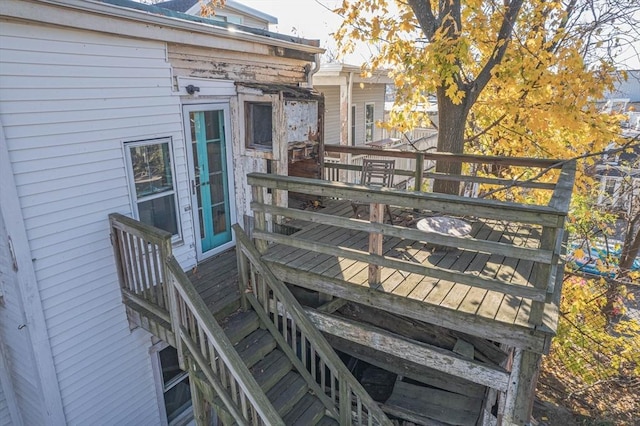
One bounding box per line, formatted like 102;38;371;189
204;111;220;140
207;141;222;173
212;204;227;234
210;174;224;204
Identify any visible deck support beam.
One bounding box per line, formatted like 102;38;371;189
306;309;510;391
501;349;542;426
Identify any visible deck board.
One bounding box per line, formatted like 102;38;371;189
188;248;241;317
261;200;559;347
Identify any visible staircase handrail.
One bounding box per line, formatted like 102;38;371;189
165;255;284;426
234;224;392;426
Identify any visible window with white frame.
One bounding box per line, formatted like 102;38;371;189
151;344;193;425
365;103;375;143
125;138;180;236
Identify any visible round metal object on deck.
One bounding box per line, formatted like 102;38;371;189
416;216;472;237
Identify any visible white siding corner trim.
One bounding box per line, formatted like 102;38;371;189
0;119;65;423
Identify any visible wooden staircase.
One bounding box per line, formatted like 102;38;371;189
223;310;337;425
109;213;391;425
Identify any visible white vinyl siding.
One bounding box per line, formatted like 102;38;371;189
0;388;8;426
0;209;41;426
318;86;340;145
0;22;196;425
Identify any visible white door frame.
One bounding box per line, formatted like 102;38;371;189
183;103;236;261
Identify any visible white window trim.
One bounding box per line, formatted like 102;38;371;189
149;341;194;426
124;137;182;242
350;104;357;146
238;93;278;155
364;102;375;143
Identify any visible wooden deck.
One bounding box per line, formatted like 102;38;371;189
261;200;561;353
187;248;241;319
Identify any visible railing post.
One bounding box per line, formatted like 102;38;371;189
414;152;424;192
339;375;352;425
529;225;558;325
236;244;249;312
368;202;383;286
108;216;127;295
252;185;269;254
164;252;185;370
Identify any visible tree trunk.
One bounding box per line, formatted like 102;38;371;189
619;214;640;276
433;88;470;194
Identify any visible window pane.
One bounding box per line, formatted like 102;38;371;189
159;347;182;384
365;104;374;122
138;195;178;235
204;111;220;140
130;143;174;198
247;102;272;148
165;378;191;423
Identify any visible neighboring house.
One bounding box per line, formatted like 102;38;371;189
596;72;640;214
0;0;322;424
596;134;640;213
155;0;277;29
313;63;391;147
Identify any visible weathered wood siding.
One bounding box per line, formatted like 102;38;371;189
318;86;340;145
0;196;39;426
0;21;198;424
168;43;308;85
352;84;386;145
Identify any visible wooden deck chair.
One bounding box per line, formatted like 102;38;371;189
352;158;396;224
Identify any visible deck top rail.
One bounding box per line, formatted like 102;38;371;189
323;144;571;195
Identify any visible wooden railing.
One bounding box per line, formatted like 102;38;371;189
110;213;283;425
235;224;393;426
322;144;565;195
248;157;575;326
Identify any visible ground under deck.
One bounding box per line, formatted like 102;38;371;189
262;200;559;352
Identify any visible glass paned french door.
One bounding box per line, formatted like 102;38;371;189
185;105;233;257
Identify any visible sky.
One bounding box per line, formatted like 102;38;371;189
238;0;640;70
237;0;372;64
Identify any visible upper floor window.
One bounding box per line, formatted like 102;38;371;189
365;103;375;143
125;138;179;236
245;102;273;149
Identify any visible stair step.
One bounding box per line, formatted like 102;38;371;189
316;416;339;426
267;371;308;416
251;349;292;392
236;329;276;368
222;310;260;344
282;393;326;425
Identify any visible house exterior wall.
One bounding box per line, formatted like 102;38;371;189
0;211;38;426
316;82;386;147
0;387;8;426
317;85;341;145
0;20;197;424
352;83;386;145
